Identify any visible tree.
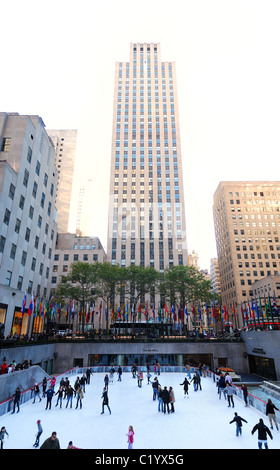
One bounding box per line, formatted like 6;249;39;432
54;262;97;333
92;262;124;333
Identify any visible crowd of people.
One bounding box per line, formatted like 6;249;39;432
0;358;33;374
0;361;280;449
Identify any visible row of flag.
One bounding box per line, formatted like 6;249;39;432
241;294;279;323
21;292;279;325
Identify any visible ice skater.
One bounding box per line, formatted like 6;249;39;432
180;377;190;398
45;385;55;410
33;383;42;403
55;386;64;408
225;383;235;408
127;425;135;449
12;387;21;413
169;386;175;413
162;386;170;414
241;384;248;406
266;399;279;430
33;420;43;448
251;418;273;449
229;412;247;436
0;426;9;449
75;386;84;409
101;387;111;414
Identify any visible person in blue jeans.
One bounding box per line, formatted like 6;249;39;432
152;377;160;400
158;386;163;412
229;412;247;436
251;418;273;449
65;385;74;408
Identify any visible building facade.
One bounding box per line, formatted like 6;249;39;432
0;112;58;337
46;129;78;233
213;181;280;326
107;42;188;276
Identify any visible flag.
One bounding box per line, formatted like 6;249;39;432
184;303;188;318
21;292;27;315
86;303;89;323
28;295;34;317
223;304;228;322
138;303;141;320
198;302;201;320
255;300;260;319
273;294;278;315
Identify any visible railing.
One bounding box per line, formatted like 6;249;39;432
0;367;78;417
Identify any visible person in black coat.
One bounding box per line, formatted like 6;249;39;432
101;387;111;414
251;418;273;449
266;399;279;430
162;386;170;414
45;385;55;410
229;412;248;436
180;378;190;398
12;387;21;413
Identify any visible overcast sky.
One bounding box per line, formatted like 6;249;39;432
1;0;280;270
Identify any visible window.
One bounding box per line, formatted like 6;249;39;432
3;209;11;225
19;195;25;210
1;137;11;152
35;161;41;176
10;243;17;259
9;183;15;200
27;146;32;163
5;270;12;286
23;169;29;187
0;235;6;253
21;251;27;266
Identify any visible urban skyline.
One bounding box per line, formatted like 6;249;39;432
1;1;280;270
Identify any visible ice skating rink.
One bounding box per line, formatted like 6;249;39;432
1;370;280;450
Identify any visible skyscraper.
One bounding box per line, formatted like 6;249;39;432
213;181;280;325
107;42;187;272
46;129;77;233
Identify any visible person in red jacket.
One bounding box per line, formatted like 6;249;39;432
0;360;8;374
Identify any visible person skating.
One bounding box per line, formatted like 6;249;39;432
65;385;75;408
40;431;60;449
229;412;247;436
101;387;111;414
152;377;160;400
169;386;175;413
33;420;43;448
180;377;190;398
75;386;84;409
117;366;122;382
241;384;248;406
0;426;9;449
162;386;170;414
266;399;279;430
251;418;273;449
217;374;227;400
55;386;64;408
225;383;235;408
12;387;21;413
127;425;135;449
45;385;55;410
33;383;42;403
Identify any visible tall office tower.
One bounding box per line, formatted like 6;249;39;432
107;43;187;273
210;258;221;297
0;112;58;337
213;181;280;325
46;129;77;233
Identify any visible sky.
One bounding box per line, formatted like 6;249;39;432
1;0;280;270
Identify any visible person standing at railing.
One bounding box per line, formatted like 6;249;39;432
11;387;21;414
266;399;279;431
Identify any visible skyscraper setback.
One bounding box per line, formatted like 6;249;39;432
107;43;187;271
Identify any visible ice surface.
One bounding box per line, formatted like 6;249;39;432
1;371;280;450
